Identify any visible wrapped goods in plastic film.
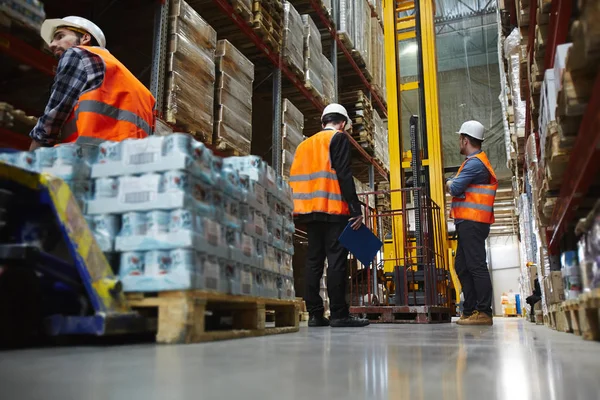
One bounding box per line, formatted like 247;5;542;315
282;99;304;153
282;99;304;135
525;131;538;171
302;14;325;100
215;40;254;91
368;0;383;20
215;72;252;117
336;0;354;48
214;105;252;155
0;0;46;30
578;206;600;291
353;0;371;74
282;149;294;178
283;2;304;77
57;134;297;296
497;18;515;167
322;54;335;105
370;18;385;99
373;110;389;171
508;52;526;132
281;99;303;177
166;0;217;144
504;29;525;132
214;40;254;155
503;28;521;57
322;0;333;17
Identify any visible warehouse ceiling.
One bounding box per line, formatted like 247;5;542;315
397;0;515;235
397;0;508;177
398;0;498;76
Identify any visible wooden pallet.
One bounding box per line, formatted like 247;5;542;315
566;7;600;75
564;299;581;335
548;303;571;332
282;53;304;81
580;289;600;341
299;312;309;322
373;158;390;176
304;79;325;101
252;0;283;52
338;31;353;51
253;19;281;53
350;49;373;82
350;305;452;324
126;291;300;344
231;0;253;22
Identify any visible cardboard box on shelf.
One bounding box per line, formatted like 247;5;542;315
547;271;566;304
553;43;573;99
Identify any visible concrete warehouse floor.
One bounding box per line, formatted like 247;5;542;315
0;318;598;400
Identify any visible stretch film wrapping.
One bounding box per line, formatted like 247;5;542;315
214;40;255;154
166;0;217;143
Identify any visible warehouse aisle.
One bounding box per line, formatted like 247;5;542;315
1;318;598;400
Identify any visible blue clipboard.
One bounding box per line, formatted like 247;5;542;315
338;222;383;266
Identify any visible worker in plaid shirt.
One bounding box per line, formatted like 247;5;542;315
30;17;155;150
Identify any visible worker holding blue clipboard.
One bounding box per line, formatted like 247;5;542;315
289;104;370;328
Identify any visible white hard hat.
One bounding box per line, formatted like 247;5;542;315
457;120;485;141
322;103;352;127
41;16;106;48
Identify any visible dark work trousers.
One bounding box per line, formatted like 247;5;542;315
455;220;492;316
305;221;349;319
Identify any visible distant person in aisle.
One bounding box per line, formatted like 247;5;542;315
29;16;155;150
446;120;498;326
289;103;369;328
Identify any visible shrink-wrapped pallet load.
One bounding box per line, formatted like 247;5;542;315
214;40;255;154
166;0;217;143
302;14;325;101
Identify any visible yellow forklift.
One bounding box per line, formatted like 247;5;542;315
349;0;461;322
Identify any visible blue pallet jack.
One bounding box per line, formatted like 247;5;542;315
0;157;147;343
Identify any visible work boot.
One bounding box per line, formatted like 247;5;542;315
330;315;370;328
459;310;493;326
456;313;472;325
308;315;330;327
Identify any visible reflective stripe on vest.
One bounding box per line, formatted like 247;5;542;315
293;191;344;201
289;130;350;216
60;46;155;144
289;170;338;182
62;100;153;141
449;151;498;224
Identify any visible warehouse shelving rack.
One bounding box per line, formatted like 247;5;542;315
517;0;600;254
149;0;389;184
1;0;389;184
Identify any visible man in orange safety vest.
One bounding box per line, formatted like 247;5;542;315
289;103;369;328
29;16;155;150
446;120;498;326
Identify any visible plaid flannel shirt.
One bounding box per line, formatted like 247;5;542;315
29;47;105;146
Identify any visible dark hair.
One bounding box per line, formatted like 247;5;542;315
461;133;482;148
322;113;347;126
73;30;100;47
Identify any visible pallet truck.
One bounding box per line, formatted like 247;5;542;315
0;156;146;346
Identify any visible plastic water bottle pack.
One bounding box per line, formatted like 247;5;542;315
0;134;296;299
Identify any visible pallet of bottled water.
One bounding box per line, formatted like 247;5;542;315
0;134;295;300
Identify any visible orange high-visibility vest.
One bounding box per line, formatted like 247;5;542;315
289;129;350;216
450;151;498;224
60;46;155;144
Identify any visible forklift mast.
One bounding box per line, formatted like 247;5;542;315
383;0;461;305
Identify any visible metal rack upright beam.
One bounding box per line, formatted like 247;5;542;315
150;0;170;116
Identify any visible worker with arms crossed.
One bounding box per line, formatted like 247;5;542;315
29;16;155;150
289;104;369;328
446;121;498;326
